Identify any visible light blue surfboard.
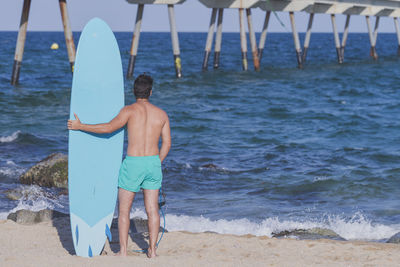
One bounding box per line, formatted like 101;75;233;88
68;18;124;257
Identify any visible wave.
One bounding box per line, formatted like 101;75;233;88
0;131;20;143
0;161;26;179
0;131;54;146
0;185;67;220
1;186;398;242
129;209;400;242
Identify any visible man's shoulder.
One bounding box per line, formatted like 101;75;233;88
150;103;168;117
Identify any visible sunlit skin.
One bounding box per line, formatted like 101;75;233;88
68;92;171;258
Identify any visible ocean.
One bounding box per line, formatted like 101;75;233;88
0;31;399;242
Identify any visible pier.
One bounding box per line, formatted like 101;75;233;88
10;0;75;85
8;0;400;83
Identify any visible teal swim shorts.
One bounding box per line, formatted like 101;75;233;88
118;155;162;192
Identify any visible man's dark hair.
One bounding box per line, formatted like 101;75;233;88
134;74;153;99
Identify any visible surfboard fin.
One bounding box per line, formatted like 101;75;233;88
105;223;112;242
88;245;93;257
75;225;79;246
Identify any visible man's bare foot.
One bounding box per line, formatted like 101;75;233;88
147;248;157;258
115;251;127;257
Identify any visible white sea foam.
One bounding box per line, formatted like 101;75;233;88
0;185;66;220
185;163;192;169
2;194;398;241
129;208;400;241
0;162;26;178
0;131;20;143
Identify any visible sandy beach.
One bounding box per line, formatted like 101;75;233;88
0;218;399;267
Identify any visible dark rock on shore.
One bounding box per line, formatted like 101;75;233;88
20;153;68;189
272;227;346;241
3;189;23;201
7;209;67;225
387;232;400;244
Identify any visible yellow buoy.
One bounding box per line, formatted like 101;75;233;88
50;43;59;50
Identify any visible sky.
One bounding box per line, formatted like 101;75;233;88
0;0;398;33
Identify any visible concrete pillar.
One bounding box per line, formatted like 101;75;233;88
213;8;224;69
394;17;400;55
366;16;378;60
340;15;351;62
289;12;302;68
331;14;343;64
258;11;270;61
246;9;260;71
239;8;248;71
59;0;75;72
127;4;144;78
202;8;217;71
168;4;182;78
11;0;32;85
302;13;314;63
372;16;380;59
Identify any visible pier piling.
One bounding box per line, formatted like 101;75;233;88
202;8;217;71
258;11;270;61
331;14;343;64
168;4;182;78
246;9;260;71
239;8;248;71
127;4;144;78
302;13;314;63
340;15;351;62
11;0;31;85
213;8;224;69
394;17;400;55
289;12;303;69
366;16;379;60
373;16;380;59
59;0;75;72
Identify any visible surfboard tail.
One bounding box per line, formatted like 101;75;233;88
70;212;114;257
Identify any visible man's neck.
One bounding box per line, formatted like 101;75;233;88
136;98;149;103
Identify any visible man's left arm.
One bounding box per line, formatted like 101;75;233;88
68;106;130;134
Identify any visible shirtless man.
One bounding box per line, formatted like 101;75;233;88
68;74;171;258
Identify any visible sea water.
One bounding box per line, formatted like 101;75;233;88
0;31;399;241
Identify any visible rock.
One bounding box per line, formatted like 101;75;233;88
201;163;218;169
20;153;68;188
387;232;400;244
272;227;346;241
3;189;23;201
7;209;67;225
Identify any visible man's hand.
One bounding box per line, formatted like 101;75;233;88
68;113;82;131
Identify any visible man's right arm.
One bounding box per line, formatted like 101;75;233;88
68;106;130;134
159;115;171;163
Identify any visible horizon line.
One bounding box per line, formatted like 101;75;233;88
0;30;397;34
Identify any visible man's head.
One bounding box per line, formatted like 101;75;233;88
134;74;153;99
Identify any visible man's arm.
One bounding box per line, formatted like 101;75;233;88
159;116;171;163
68;106;130;134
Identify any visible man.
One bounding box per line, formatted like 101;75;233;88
68;74;171;258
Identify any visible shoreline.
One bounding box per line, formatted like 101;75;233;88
1;218;399;267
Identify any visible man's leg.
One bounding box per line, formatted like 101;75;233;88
117;187;135;256
143;189;160;258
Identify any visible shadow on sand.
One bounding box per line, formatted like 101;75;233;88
52;215;166;256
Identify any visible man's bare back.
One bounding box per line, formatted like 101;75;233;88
125;100;170;160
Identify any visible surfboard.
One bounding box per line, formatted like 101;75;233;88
68;18;124;257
